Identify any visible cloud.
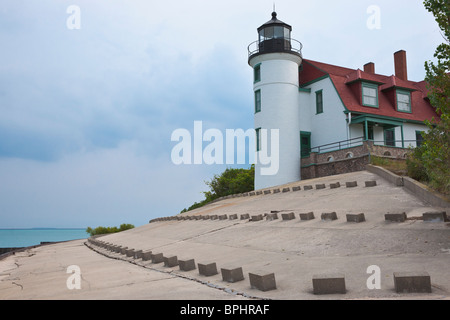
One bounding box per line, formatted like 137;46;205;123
0;0;444;228
0;141;220;228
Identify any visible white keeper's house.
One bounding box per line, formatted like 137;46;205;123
248;12;439;190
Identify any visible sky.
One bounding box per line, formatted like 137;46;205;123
0;0;444;228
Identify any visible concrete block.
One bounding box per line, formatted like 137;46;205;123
126;249;135;257
249;192;255;196
292;186;301;191
202;215;210;220
266;213;278;221
346;213;366;223
394;272;431;293
385;213;407;222
240;214;250;220
251;214;263;221
273;188;280;194
256;191;262;195
249;272;276;292
179;259;196;271
423;211;447;222
304;185;313;190
221;267;245;283
229;214;238;220
120;247;128;255
134;250;143;259
346;181;358;188
263;190;271;195
330;182;341;189
315;184;326;190
198;262;218;277
365;180;377;187
300;212;315;220
210;215;218;220
142;250;153;261
282;187;290;193
281;212;295;220
312;274;346;295
163;256;179;267
218;214;228;220
151;253;164;264
242;193;249;197
321;212;338;221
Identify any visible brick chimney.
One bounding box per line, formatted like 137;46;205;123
394;50;408;81
364;62;375;74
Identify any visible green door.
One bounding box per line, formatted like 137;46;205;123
300;132;311;158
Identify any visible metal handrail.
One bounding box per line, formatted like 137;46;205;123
248;38;303;58
372;140;420;148
310;137;365;154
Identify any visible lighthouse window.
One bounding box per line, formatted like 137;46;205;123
284;28;291;40
256;128;261;152
263;27;274;40
254;90;261;113
274;26;284;39
254;64;261;83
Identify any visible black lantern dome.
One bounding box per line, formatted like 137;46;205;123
248;12;302;62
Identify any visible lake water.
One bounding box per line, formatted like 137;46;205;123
0;228;90;248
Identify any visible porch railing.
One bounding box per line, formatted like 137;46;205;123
310;136;365;154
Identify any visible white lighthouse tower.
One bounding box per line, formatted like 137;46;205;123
248;12;303;190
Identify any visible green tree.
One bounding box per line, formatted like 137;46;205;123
408;0;450;194
203;165;255;202
180;165;254;213
86;223;135;236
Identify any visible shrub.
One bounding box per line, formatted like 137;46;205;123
406;147;429;183
86;223;135;236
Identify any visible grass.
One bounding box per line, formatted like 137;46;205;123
370;156;407;176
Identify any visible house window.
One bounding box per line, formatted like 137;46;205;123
362;83;378;107
255;128;261;152
384;128;395;147
254;90;261;113
396;90;411;113
316;90;323;114
254;64;261;83
416;131;424;147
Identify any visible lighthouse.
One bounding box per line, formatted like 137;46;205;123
248;12;303;190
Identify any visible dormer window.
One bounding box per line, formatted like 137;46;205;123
362;82;378;108
396;90;411;113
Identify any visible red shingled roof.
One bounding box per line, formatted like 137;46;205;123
300;59;439;123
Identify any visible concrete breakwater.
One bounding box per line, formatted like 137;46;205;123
0;248;23;256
